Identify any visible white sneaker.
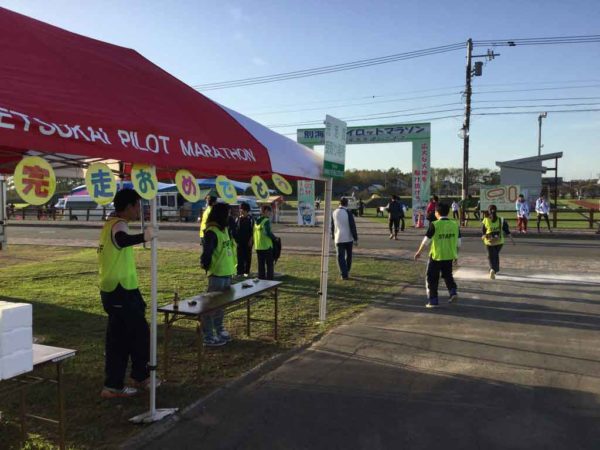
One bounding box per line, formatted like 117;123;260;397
218;330;232;342
489;269;496;280
100;386;138;398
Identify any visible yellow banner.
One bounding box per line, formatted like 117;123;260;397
175;169;201;203
85;163;116;205
14;156;56;205
215;175;237;204
251;175;269;200
272;173;292;195
131;164;158;200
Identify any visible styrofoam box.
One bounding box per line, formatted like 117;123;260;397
0;327;33;357
0;349;33;380
0;302;32;332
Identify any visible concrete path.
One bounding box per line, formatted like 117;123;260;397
141;254;600;450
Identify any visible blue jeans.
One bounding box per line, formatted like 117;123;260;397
202;276;231;338
336;242;353;279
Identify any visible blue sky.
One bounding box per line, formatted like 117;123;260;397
2;0;599;179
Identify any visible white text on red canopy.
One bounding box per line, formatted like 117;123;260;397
0;106;256;164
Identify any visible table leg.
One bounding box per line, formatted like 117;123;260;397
57;362;66;450
163;312;170;379
274;288;278;340
196;320;204;380
246;299;251;337
20;385;27;443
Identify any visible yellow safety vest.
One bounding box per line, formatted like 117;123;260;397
482;217;505;246
199;205;212;238
253;218;273;250
205;226;236;276
98;218;138;292
430;219;459;261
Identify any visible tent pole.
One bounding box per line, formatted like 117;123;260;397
149;195;158;415
318;178;333;322
130;196;177;423
0;175;6;250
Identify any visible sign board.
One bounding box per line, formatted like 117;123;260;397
323;115;347;178
298;122;430;146
480;185;520;211
412;141;431;214
297;180;316;226
298;121;431;216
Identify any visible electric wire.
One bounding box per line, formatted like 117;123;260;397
193;43;465;90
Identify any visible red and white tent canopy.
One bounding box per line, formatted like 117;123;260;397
0;7;323;180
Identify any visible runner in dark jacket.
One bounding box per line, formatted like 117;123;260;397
386;195;405;240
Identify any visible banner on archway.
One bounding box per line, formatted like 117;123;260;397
297;122;431;213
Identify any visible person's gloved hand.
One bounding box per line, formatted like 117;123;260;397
143;226;157;242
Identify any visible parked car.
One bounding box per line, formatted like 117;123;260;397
54;195;112;221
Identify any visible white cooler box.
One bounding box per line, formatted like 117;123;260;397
0;301;33;380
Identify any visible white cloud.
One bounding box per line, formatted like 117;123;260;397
251;56;266;66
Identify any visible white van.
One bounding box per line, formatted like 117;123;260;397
55;195;112;221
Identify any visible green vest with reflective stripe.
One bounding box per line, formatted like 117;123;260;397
199;205;212;238
98;218;138;292
253;218;273;250
482;217;505;246
430;219;459;261
206;226;236;277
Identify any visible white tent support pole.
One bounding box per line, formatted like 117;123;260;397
149;196;158;415
318;178;333;322
130;196;177;423
0;175;6;250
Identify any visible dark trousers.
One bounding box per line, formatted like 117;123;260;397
537;213;551;231
486;244;503;272
101;285;150;389
256;248;274;280
388;217;405;234
453;210;459;220
426;259;457;301
336;242;353;279
236;242;252;275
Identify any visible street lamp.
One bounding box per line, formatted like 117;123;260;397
538;112;547;156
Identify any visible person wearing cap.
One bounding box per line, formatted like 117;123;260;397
98;189;156;398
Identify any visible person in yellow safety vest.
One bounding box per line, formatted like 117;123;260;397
97;189;156;399
254;205;277;280
199;194;217;244
200;203;237;347
482;204;515;279
414;202;461;308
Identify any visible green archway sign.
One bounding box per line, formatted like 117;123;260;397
297;122;431;214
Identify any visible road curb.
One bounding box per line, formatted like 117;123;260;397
120;332;329;450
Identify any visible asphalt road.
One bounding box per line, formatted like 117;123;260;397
6;219;600;260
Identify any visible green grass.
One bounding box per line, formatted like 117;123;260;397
0;245;420;449
363;208;597;230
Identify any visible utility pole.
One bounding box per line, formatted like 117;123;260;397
460;41;500;223
538;112;547;156
461;39;473;207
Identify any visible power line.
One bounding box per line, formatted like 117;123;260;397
193;43;465;90
279;107;600;136
473;35;600;47
193;35;600;91
244;79;599;114
267;104;600;128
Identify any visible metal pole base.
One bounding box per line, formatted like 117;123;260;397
129;408;178;424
